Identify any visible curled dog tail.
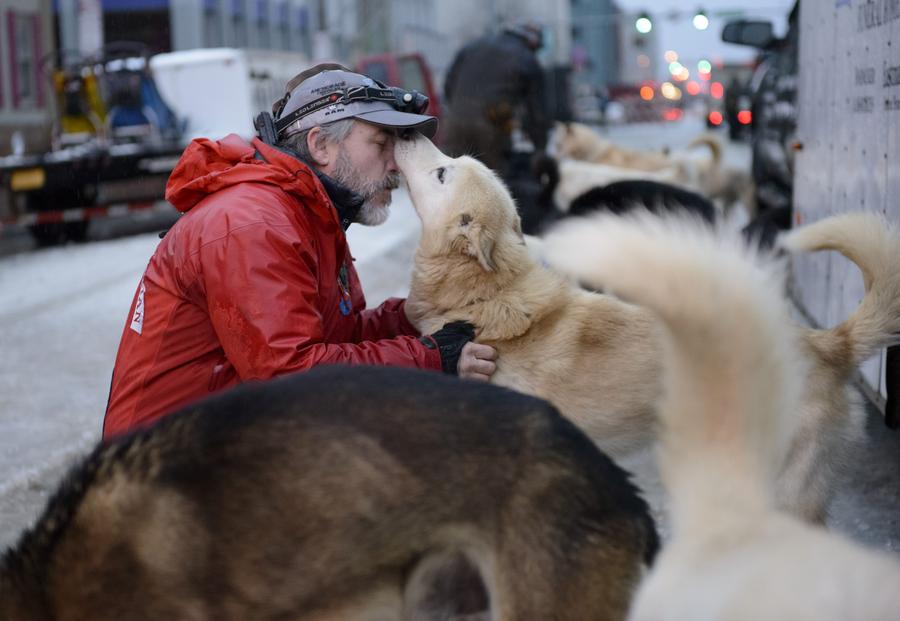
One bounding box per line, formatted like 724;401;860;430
687;134;722;169
542;212;806;524
780;212;900;366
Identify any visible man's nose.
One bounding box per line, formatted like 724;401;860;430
386;142;400;174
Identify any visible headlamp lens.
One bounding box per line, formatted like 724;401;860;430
390;87;429;114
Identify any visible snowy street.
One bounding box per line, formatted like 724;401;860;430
2;119;898;554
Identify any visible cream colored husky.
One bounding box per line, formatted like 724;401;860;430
549;121;753;214
395;133;900;523
541;212;900;620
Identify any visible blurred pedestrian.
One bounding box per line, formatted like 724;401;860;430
442;20;550;176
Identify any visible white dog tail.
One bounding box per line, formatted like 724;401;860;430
542;212;806;525
780;212;900;366
686;134;722;168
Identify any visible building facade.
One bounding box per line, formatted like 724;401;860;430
169;0;314;56
570;0;619;86
617;9;659;85
0;0;54;154
0;0;586;155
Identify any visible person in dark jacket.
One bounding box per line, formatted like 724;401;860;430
442;21;550;175
103;65;498;438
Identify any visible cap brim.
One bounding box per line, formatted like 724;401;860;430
353;109;439;139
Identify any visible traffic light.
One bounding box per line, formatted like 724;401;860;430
635;12;652;34
693;9;709;30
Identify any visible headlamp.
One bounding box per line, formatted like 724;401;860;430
272;83;431;140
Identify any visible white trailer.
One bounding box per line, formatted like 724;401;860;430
791;1;900;411
150;48;311;141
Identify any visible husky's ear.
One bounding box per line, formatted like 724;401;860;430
512;213;523;238
454;212;497;272
471;229;497;272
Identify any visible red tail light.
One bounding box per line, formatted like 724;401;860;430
708;111;723;125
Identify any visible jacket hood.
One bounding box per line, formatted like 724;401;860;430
165;134;330;215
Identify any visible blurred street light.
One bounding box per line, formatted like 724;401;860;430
660;82;682;100
635;12;652;33
693;10;710;30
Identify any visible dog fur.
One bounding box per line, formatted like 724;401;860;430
524;157;716;236
549;121;675;173
0;365;658;621
549;122;752;215
551;157;684;213
547;212;900;524
566;180;717;223
542;212;900;620
395;133;900;524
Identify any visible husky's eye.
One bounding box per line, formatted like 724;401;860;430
436;167;446;183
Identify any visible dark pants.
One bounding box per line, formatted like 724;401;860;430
442;107;512;172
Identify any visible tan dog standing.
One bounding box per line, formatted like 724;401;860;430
396;133;900;523
397;135;663;458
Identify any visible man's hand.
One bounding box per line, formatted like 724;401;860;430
426;320;498;380
458;341;498;381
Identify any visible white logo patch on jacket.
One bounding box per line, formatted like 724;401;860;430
130;280;146;335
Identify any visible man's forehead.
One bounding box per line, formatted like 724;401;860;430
357;121;396;139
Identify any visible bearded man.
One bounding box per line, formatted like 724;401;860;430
103;65;497;438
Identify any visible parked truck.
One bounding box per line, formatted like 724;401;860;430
725;1;900;420
150;47;310;142
0;43;186;245
0;44;310;245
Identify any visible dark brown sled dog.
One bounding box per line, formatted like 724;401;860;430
1;365;657;621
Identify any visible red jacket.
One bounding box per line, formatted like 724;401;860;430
103;134;441;438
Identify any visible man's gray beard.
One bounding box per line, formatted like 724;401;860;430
332;148;400;226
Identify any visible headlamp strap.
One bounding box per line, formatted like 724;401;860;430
274;86;398;137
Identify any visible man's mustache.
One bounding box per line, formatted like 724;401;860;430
383;173;401;191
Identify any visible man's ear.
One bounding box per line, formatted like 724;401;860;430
452;213;497;272
306;127;331;167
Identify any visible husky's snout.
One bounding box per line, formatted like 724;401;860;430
394;133;446;172
394;134;417;166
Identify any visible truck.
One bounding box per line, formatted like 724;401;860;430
0;42;186;245
0;45;310;246
724;1;900;421
150;47;311;142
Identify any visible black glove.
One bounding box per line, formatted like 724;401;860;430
421;321;476;375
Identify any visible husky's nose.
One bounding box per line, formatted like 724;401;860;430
394;136;416;165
